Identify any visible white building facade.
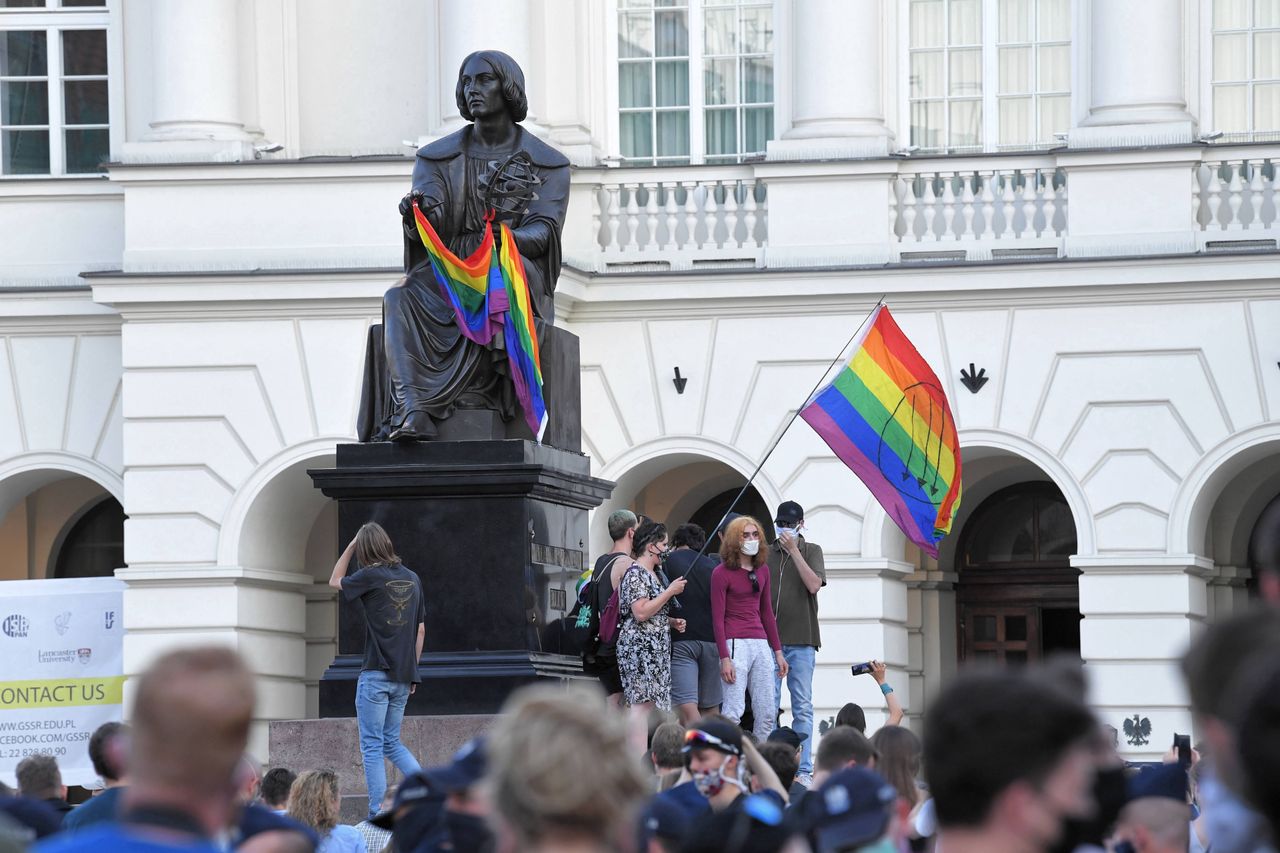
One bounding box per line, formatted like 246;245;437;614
1;0;1278;759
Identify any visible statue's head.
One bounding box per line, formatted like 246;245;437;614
456;50;529;123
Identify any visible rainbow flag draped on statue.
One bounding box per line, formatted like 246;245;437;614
412;206;548;440
800;304;961;557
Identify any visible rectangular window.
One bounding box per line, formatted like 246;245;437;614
1212;0;1280;140
909;0;1070;153
618;0;773;166
0;0;108;176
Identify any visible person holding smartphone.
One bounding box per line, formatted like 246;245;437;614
711;515;788;741
767;500;825;787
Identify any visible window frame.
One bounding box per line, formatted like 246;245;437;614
900;0;1073;154
1204;0;1280;142
610;0;776;167
0;0;113;179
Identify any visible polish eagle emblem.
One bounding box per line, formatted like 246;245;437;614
1123;715;1152;747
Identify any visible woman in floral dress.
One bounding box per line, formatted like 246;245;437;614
617;521;687;713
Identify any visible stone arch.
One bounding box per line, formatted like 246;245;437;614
862;429;1095;562
215;438;343;718
217;438;341;575
1169;422;1280;566
0;452;123;581
593;437;781;556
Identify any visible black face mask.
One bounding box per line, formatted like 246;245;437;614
444;810;495;853
1046;764;1129;853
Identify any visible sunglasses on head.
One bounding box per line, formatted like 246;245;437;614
682;728;741;756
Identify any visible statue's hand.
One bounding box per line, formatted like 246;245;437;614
398;189;428;218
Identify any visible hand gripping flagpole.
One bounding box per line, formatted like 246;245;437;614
685;294;888;566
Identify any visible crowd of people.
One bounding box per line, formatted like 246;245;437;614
582;503;835;786
0;504;1274;853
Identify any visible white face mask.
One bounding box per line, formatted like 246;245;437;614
741;539;760;556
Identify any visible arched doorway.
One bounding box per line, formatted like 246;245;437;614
955;483;1080;664
593;449;779;555
687;486;775;543
0;469;123;581
53;497;125;579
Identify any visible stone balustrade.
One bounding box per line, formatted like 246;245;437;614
1195;148;1280;249
562;143;1280;271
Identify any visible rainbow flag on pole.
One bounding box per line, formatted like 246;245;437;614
800;304;961;557
411;207;547;440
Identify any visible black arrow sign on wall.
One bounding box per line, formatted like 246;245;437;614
960;363;989;394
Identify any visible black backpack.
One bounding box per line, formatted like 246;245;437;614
579;552;625;668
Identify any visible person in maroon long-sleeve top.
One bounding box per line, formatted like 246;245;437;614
711;515;789;741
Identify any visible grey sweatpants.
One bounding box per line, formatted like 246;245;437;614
720;637;778;741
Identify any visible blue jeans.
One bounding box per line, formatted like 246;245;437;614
775;645;816;776
356;669;421;818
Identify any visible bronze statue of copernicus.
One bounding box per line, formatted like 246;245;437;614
360;50;569;442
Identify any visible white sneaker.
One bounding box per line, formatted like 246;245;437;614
795;773;814;788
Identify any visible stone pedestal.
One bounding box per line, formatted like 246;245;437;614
309;439;612;717
270;715;497;821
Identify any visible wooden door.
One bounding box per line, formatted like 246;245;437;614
960;605;1040;665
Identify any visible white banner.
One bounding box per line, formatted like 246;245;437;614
0;578;125;788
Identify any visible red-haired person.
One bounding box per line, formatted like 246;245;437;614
711;515;788;741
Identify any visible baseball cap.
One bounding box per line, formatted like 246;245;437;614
424;737;486;793
792;767;897;853
775;501;804;526
369;771;443;829
682;719;744;758
767;726;809;750
638;795;694;847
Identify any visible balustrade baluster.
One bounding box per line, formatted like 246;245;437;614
592;186;605;250
958;173;976;241
940;174;958;241
623;184;642;251
1193;164;1207;231
1227;162;1245;230
743;182;760;247
1246;161;1265;230
605;186;622;251
662;183;680;251
684;182;700;249
1041;171;1059;237
1207;165;1225;231
1000;173;1016;239
901;177;920;242
978;171;997;239
921;174;939;240
705;182;721;248
1019;172;1036;238
643;184;661;251
723;181;742;247
1263;162;1278;229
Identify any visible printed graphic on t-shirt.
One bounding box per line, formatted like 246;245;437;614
384;579;416;626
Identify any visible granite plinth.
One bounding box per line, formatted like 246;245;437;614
269;715;497;822
309;439;612;717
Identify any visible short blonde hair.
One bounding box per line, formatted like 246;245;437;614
718;515;766;570
487;683;646;847
130;647;254;796
287;769;340;834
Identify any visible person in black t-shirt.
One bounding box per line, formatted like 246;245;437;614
329;521;426;820
665;523;723;726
